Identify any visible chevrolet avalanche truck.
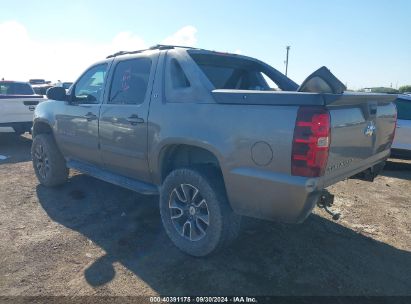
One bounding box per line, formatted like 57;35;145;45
0;81;44;134
31;45;397;256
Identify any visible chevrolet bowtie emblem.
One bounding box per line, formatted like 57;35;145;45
364;121;376;137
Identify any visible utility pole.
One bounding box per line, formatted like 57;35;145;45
285;46;290;76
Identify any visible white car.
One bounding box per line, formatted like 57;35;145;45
0;81;45;134
392;95;411;157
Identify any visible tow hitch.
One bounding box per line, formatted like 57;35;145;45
317;190;340;221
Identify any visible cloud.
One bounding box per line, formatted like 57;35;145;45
161;25;197;47
0;21;197;82
110;31;147;53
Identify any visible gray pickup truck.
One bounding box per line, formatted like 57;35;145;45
32;45;397;256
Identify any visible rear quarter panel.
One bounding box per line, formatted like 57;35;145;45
147;96;315;221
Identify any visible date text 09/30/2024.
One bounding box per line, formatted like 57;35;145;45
149;297;257;303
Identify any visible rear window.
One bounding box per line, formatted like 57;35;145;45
189;53;284;91
0;82;34;95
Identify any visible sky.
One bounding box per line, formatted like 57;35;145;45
0;0;410;90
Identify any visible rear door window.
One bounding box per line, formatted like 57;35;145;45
108;58;152;105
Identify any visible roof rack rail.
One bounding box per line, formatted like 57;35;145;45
149;44;196;50
106;44;196;59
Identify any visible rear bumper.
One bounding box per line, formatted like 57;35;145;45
317;149;391;188
224;150;390;223
224;168;322;223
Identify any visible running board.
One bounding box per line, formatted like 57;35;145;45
66;160;158;195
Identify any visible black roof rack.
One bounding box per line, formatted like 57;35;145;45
106;44;196;59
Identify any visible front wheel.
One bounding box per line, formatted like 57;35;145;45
160;168;241;256
31;134;69;187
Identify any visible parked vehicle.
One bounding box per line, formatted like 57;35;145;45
32;84;54;96
29;79;47;85
62;82;73;90
392;95;411;157
29;79;53;95
32;45;397;256
0;81;44;134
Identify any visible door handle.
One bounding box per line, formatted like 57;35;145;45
83;112;97;121
126;114;144;125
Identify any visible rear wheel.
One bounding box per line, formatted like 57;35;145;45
31;134;69;187
160;168;241;256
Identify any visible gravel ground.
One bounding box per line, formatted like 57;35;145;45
0;132;410;296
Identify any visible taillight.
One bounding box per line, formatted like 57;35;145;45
292;107;331;177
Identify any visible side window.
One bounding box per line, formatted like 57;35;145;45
261;72;280;91
109;58;152;105
170;59;190;88
396;99;411;120
74;64;108;104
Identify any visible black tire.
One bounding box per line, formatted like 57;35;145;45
160;167;241;256
31;134;69;187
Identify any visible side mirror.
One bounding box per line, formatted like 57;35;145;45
46;86;67;101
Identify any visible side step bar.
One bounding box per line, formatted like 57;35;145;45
66;160;159;195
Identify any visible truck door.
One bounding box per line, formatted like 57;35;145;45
99;54;158;183
56;63;108;165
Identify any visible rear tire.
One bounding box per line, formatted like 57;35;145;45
31;134;69;187
160;168;241;256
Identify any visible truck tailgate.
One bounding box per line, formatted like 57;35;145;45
0;95;44;123
321;93;397;187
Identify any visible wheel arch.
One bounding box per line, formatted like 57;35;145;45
156;143;226;184
32;119;53;138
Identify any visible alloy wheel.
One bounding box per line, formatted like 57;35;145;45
33;143;49;180
168;183;210;241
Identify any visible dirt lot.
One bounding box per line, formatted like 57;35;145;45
0;132;410;296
